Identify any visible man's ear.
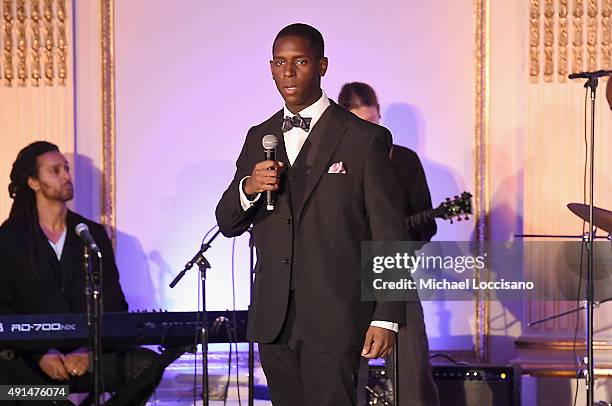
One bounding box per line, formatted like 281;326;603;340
270;60;274;78
27;177;39;192
319;57;328;77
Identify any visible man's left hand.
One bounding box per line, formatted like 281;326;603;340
361;326;395;359
63;347;89;377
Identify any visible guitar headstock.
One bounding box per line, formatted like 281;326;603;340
436;192;473;223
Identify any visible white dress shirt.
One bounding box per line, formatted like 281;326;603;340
238;91;398;334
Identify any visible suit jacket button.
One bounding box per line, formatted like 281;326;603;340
283;258;290;264
285;218;292;224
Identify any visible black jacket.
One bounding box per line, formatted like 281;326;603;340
216;101;408;352
0;210;127;315
390;145;437;242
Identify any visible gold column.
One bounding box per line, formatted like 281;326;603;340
475;0;491;362
100;0;115;243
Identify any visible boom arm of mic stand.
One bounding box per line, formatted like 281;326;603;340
169;229;221;288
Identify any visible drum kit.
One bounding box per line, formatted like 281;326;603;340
530;69;612;406
520;203;612;406
568;203;612;235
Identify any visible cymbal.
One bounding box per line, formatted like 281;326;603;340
567;203;612;233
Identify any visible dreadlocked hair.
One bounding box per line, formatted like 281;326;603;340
8;141;59;219
6;141;59;278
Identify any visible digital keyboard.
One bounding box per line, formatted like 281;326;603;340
0;310;248;349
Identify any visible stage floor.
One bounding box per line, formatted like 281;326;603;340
144;345;271;405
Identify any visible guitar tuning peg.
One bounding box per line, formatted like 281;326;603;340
450;219;454;224
464;215;469;220
457;218;462;222
446;197;451;201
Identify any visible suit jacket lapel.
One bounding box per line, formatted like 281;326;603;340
61;212;81;299
267;111;289;166
296;102;347;220
34;224;67;297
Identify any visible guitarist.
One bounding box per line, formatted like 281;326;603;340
338;83;439;406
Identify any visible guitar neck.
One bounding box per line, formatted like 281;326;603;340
406;208;436;230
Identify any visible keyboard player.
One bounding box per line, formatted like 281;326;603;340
0;141;162;405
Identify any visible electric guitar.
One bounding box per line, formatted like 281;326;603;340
406;191;473;230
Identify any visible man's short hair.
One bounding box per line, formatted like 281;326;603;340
338;82;380;112
273;23;325;60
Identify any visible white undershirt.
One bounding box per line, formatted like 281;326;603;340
47;228;67;260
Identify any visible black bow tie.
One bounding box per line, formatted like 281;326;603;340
282;115;312;132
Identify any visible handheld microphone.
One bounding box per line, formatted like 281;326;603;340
262;134;279;211
75;223;102;256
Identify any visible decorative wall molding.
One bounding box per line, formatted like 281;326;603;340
475;0;491;362
516;339;612;350
1;0;68;86
100;0;115;243
0;0;73;220
530;0;612;82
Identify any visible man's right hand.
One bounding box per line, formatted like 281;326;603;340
39;349;69;381
244;160;284;195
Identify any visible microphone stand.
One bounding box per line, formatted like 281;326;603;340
247;227;255;406
516;70;607;405
578;73;598;406
524;71;607;405
169;229;222;406
83;246;103;406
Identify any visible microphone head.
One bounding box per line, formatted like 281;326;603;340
262;134;278;150
75;223;89;237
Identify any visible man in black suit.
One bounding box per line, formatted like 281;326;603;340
339;82;439;406
215;24;408;405
0;141;160;405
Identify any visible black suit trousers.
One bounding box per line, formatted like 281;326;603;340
259;293;362;406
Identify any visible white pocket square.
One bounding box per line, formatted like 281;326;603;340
328;161;347;174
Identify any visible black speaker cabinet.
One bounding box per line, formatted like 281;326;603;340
433;364;521;406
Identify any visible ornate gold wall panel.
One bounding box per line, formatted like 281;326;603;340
0;0;73;221
531;0;612;82
531;0;541;81
0;0;68;87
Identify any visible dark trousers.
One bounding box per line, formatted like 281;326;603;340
357;301;440;406
0;347;161;406
258;293;362;406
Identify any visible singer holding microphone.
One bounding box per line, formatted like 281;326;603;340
216;23;408;405
0;141;160;405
